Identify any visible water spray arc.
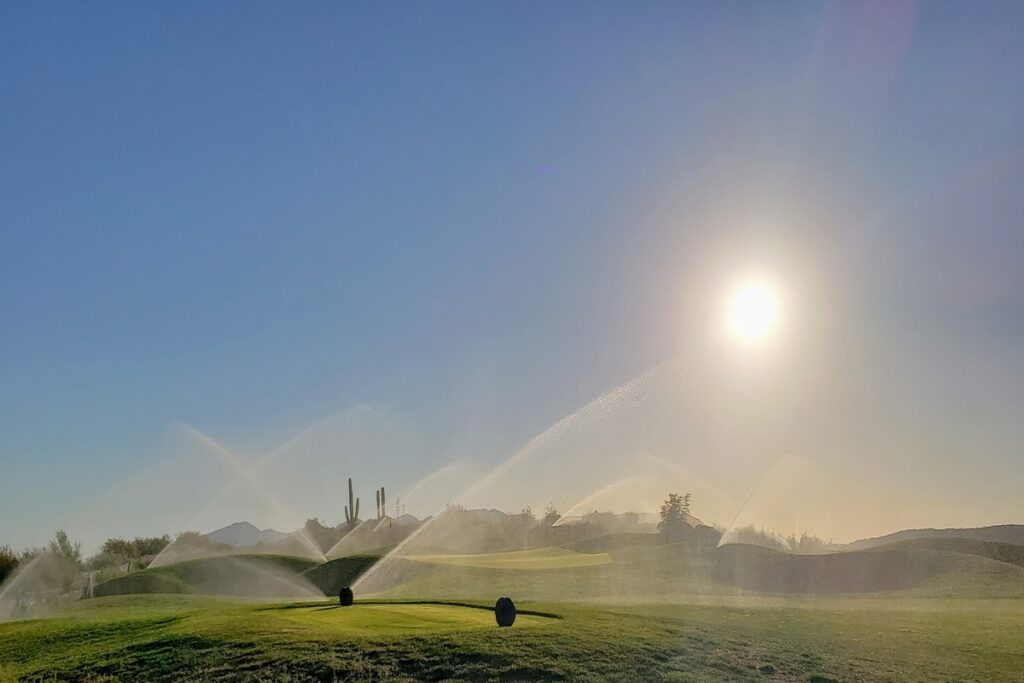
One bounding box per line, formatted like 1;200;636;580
149;425;328;568
353;360;676;593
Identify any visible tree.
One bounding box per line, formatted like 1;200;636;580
89;535;171;571
0;545;18;585
658;493;693;542
542;504;560;527
101;538;135;559
48;530;82;569
133;536;171;557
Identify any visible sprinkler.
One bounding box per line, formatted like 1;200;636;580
339;586;354;606
495;596;516;627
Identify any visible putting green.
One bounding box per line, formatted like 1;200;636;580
270;602;553;635
404;546;612;570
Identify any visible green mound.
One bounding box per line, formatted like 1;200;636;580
92;571;191;597
713;544;1024;596
95;554;322;599
568;533;662;553
267;601;552;635
360;540;1024;600
301;555;379;596
869;537;1024;569
404;546;611;570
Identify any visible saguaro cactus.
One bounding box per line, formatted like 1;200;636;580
374;486;387;520
344;478;360;530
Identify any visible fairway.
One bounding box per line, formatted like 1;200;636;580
404;546;612;570
270;601;552;635
4;594;1024;681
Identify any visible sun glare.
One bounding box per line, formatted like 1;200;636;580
726;280;780;344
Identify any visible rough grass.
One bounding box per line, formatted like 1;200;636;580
2;594;1024;681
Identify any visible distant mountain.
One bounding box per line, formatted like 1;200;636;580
370;515;422;532
849;524;1024;550
468;508;507;522
393;513;420;528
205;522;288;548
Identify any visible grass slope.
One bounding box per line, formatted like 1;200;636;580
95;555;321;599
405;547;612;570
849;524;1024;549
301;555;379;596
359;541;1024;601
869;537;1024;568
3;594;1024;681
91;538;1024;603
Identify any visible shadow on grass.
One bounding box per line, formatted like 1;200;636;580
259;599;563;619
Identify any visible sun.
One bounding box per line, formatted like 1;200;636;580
726;280;780;344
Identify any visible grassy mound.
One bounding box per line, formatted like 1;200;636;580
713;543;1024;595
301;555;379;596
92;571;191;597
358;537;1024;600
95;554;322;599
568;533;662;553
267;601;552;635
869;537;1024;569
404;546;612;570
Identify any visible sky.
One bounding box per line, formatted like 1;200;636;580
3;2;1024;552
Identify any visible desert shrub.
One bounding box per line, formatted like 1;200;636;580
48;531;82;569
0;545;18;584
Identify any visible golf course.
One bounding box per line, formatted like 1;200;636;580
3;593;1023;681
4;532;1024;681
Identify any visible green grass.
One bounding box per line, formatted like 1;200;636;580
3;594;1024;681
49;537;1024;679
359;541;1024;601
269;602;551;636
874;537;1024;569
95;555;322;599
404;546;612;570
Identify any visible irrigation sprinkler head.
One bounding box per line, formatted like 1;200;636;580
339;586;354;607
495;597;516;627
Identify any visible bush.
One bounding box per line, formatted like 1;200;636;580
0;545;18;585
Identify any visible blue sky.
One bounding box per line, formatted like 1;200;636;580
3;2;1024;550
